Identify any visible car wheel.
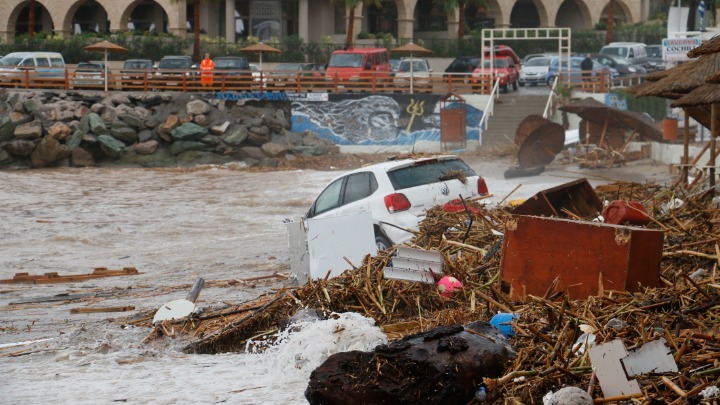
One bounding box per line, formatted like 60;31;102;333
546;77;554;86
502;84;509;93
512;79;518;91
375;235;392;251
519;82;525;87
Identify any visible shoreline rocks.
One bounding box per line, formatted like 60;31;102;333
0;90;338;169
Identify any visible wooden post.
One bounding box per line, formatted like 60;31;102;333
186;277;205;303
711;104;717;193
683;108;690;186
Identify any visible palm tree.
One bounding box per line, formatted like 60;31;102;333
28;0;36;39
436;0;488;39
171;0;206;62
605;0;615;44
331;0;382;48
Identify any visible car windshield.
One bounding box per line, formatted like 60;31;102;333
387;159;477;190
124;60;152;69
159;59;191;68
77;63;103;70
276;64;301;71
328;53;364;68
482;59;507;68
646;46;662;58
0;57;23;66
398;60;428;72
215;58;247;68
601;47;628;58
525;57;551;67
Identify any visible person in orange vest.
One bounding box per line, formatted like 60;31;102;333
200;53;215;87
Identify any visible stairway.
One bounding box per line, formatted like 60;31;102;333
481;94;550;148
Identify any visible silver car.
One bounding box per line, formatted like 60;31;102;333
519;56;552;86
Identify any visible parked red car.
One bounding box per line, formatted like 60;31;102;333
471;55;519;93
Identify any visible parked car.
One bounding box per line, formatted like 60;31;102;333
599;42;648;67
120;58;153;90
519;56;552;86
304;155;488;249
325;48;391;87
591;53;646;76
390;58;401;73
645;44;666;71
0;52;65;84
471;55;519;92
266;62;318;88
393;57;432;92
444;56;479;78
545;56;618;86
72;62;105;89
213;56;252;85
154;55;196;86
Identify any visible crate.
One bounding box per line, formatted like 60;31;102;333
500;215;664;300
511;178;603;220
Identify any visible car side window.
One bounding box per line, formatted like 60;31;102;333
21;59;35;67
311;177;344;217
36;58;49;67
343;172;378;205
365;56;373;70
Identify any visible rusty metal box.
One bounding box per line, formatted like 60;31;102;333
500;215;664;300
511;178;603;220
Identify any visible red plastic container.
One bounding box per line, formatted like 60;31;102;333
603;200;651;225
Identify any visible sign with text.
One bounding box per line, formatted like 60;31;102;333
662;37;701;61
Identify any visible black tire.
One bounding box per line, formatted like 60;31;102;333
375;235;392;251
519;82;525;87
512;79;518;91
502;84;509;93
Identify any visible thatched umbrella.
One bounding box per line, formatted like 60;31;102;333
240;42;282;70
559;97;662;142
83;40;128;92
687;34;720;58
628;54;720;98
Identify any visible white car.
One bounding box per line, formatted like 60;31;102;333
305;155;488;249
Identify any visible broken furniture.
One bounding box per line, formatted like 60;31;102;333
500;215;664;300
511;178;603;220
383;246;442;283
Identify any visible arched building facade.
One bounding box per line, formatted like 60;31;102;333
0;0;650;45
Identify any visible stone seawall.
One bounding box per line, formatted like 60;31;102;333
0;90;339;169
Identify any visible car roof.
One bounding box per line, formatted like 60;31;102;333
340;155;466;176
161;55;191;59
215;56;247;60
125;58;152;62
332;48;387;54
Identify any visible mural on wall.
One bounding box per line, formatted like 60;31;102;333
291;94;483;147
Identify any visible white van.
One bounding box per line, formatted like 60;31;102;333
0;52;66;82
599;42;648;66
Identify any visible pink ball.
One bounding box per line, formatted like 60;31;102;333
437;276;463;297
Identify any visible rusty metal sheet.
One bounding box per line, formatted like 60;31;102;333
500;215;663;300
511;178;603;220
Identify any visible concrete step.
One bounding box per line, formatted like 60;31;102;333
482;95;549;148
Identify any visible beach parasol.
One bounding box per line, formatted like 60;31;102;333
392;42;432;94
513;115;565;168
83;40;128;92
240;42;281;71
559;97;662;142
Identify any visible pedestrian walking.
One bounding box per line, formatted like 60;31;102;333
200;53;215;87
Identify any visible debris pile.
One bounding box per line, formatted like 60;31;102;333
132;179;720;403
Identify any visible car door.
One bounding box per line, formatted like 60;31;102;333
308;172;375;219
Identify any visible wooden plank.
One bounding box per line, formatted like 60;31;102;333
1;267;141;284
70;306;135;314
